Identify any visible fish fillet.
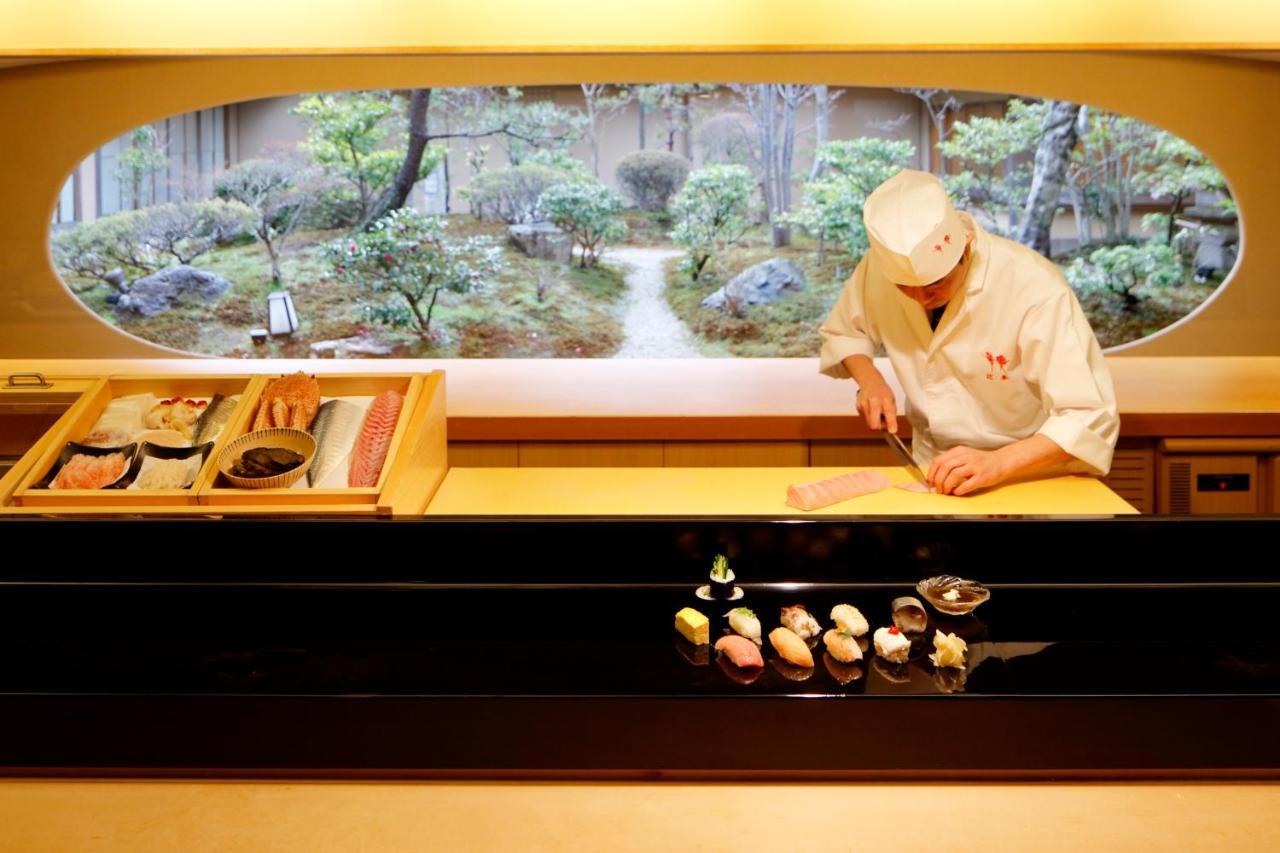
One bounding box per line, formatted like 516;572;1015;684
896;481;936;494
347;391;404;487
785;470;891;511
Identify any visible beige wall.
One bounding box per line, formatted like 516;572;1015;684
0;52;1277;359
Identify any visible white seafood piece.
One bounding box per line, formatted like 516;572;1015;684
873;626;911;664
891;596;928;633
829;603;869;637
725;607;761;642
780;605;821;640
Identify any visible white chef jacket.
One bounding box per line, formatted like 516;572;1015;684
818;213;1119;476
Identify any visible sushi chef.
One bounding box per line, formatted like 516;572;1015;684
818;169;1119;496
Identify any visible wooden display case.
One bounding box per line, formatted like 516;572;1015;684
0;371;448;516
9;375;261;508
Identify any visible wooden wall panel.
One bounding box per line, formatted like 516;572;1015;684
518;442;663;467
449;441;518;467
663;441;808;467
809;440;902;467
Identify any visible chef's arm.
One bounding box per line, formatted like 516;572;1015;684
993;434;1073;479
841;355;898;433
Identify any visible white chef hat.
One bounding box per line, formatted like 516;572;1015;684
864;169;967;287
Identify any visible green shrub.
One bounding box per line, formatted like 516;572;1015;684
539;180;628;267
615;150;691;212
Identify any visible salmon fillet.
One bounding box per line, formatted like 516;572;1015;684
347;391;404;487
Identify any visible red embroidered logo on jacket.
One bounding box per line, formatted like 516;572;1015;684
985;352;1009;381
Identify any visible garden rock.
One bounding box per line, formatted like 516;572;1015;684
103;268;126;292
309;336;394;358
700;258;806;309
508;222;572;264
114;265;230;318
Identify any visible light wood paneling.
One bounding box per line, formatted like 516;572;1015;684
810;440;903;467
449;441;518;467
518;442;663;467
662;441;808;467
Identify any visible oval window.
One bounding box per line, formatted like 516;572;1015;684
49;86;1236;357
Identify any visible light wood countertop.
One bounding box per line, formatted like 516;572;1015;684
3;357;1278;440
425;467;1139;516
0;778;1275;852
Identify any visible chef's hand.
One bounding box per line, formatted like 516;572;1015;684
927;446;1009;496
855;378;898;433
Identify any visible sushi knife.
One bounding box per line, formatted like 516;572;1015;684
881;428;929;486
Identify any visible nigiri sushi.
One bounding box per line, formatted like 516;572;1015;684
829;603;869;637
725;607;761;642
892;596;928;633
823;629;863;664
769;626;814;668
715;634;764;668
873;625;911;664
780;605;821;640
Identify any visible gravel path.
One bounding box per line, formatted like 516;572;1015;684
607;246;703;358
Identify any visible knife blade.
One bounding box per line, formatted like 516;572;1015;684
881;429;929;486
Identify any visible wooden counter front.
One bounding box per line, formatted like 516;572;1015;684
425;467;1139;516
0;779;1275;852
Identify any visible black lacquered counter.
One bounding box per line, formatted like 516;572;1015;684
0;516;1276;775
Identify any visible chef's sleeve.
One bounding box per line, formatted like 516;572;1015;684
1021;290;1120;476
818;258;879;379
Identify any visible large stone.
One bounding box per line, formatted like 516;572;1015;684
508;222;573;264
701;258;807;309
102;268;126;292
309;335;395;358
114;265;230;318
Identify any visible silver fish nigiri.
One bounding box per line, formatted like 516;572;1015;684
308;399;362;487
193;394;238;446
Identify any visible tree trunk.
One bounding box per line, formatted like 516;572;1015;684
359;88;433;230
637;101;646;150
1015;100;1082;256
809;85;830;181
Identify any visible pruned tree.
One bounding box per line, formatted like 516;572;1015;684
215;157;325;283
634;84;717;156
116;125;169;210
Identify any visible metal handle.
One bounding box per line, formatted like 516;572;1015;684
3;373;53;389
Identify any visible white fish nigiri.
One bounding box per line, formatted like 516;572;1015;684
829;604;869;637
726;607;761;642
823;629;863;664
780;605;821;640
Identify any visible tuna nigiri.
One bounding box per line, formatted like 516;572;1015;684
769;626;814;668
715;634;764;668
348;390;404;487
